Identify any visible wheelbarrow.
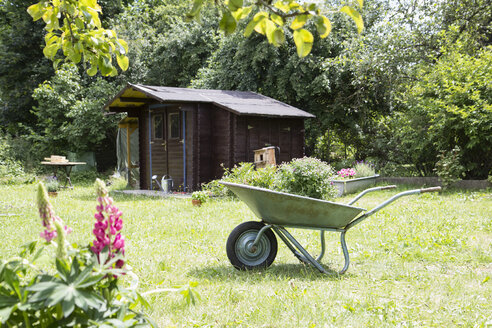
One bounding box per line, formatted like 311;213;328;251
221;182;441;274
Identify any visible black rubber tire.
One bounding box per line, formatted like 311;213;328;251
226;221;278;270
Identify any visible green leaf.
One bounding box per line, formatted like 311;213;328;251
188;0;204;17
340;6;364;33
264;19;277;44
45;285;69;308
219;10;237;36
61;297;75;317
274;1;290;13
116;54;129;71
27;3;44;21
20;241;37;257
87;8;101;28
272;28;285;47
75;17;85;30
56;258;70;282
68;49;82;64
315;15;332;38
72;265;93;287
293;29;313;58
232;6;252;21
76;273;104;289
136;292;151;309
75;289;104;310
0;294;18;308
98;56;113;76
290;14;309;30
244;12;267;37
228;0;243;11
270;14;284;26
27;281;59;292
0;305;15;324
43;43;59;59
3;268;21;298
87;65;98;76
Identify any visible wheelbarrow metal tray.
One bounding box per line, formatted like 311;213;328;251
221;182;365;229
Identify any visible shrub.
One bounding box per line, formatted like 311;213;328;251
202;163;277;197
435;146;465;189
274;157;337;200
354;161;376;178
0;133;34;185
45;178;60;192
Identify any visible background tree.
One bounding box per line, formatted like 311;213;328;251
0;0;54;133
31;64;120;159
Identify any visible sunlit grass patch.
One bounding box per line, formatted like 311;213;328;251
0;183;490;327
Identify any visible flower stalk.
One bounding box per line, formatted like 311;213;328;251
91;179;125;269
36;182;71;243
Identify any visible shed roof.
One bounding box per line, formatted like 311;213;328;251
104;83;315;118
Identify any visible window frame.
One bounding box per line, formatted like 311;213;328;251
152;114;164;140
168;112;180;140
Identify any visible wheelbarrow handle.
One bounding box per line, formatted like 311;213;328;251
345;186;441;230
420;186;442;193
380;185;397;190
347;185;397;205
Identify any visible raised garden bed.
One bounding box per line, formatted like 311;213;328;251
332;175;380;196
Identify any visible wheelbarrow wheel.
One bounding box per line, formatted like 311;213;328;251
226;221;277;270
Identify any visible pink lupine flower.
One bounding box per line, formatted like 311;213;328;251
36;182;71;243
91;179;125;270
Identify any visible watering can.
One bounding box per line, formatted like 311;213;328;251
152;175;173;193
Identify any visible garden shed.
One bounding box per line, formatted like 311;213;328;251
104;83;315;191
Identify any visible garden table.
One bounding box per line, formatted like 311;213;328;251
41;161;86;189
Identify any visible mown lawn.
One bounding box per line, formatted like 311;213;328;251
1;182;491;327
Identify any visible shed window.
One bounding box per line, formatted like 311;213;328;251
152;115;163;139
169;113;180;139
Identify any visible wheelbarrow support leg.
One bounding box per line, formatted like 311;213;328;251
315;231;326;262
272;227;310;264
273;227;329;274
339;231;350;274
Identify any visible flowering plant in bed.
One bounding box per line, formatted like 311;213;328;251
0;179;157;327
333;161;378;196
336;161;376;180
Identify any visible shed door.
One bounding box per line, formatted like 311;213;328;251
166;109;184;189
150;112;168;181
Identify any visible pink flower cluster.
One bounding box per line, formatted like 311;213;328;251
91;179;125;269
37;184;72;243
337;168;356;178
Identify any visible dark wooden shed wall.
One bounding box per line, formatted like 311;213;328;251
138;103;306;190
233;116;305;164
138;109;149;190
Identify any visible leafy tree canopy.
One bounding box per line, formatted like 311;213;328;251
27;0;364;74
27;0;130;76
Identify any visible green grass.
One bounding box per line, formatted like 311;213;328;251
1;183;491;327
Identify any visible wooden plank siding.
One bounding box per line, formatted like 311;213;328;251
140;104;306;190
184;104;195;191
138;108;149;190
211;106;231;179
233;116;305;165
198;103;213;184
